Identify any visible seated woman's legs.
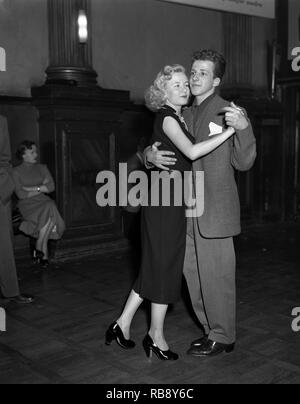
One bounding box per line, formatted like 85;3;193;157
41;220;55;260
36;217;54;260
36;218;49;253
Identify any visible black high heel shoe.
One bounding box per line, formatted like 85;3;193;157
40;259;50;269
143;334;179;361
105;322;136;350
32;249;44;264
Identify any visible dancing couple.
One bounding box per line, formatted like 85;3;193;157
106;50;256;360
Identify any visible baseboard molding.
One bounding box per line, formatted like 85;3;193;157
53;237;131;262
14;234;131;263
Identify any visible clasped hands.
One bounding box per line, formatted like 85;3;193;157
22;178;50;193
223;102;249;131
146;102;249;170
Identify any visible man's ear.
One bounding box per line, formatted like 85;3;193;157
213;77;221;88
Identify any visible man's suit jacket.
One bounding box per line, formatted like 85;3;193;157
0;115;15;206
183;94;256;238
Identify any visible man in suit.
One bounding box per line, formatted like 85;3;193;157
0;114;34;304
145;50;256;356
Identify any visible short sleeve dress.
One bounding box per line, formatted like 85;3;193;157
12;163;65;240
133;105;194;304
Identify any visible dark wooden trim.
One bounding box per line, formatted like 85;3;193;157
0;95;32;105
278;77;300;86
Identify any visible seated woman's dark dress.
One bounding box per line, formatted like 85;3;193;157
12;163;65;239
134;105;194;304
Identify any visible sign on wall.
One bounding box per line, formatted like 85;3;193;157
159;0;275;19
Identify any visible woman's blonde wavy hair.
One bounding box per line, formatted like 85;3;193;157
145;64;186;112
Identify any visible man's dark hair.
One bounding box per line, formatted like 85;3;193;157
192;50;226;80
16;140;36;161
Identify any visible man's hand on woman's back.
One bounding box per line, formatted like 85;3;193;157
144;142;177;171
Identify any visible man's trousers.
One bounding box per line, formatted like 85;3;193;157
183;218;236;344
0;201;20;298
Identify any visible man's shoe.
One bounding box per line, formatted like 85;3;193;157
9;295;35;305
187;339;235;357
190;335;208;348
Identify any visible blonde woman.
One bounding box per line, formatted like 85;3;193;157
105;65;235;361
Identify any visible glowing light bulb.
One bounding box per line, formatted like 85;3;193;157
78;10;88;43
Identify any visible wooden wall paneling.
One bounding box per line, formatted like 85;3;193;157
277;0;300;220
222;10;285;224
31;0;133;258
279;85;300;219
223;13;253;89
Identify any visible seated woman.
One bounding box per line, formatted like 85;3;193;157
13;141;65;268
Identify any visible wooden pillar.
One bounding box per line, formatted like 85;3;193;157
46;0;97;86
32;0;132;258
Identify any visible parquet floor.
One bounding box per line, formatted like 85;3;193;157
0;222;300;384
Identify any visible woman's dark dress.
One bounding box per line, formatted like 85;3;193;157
134;105;194;304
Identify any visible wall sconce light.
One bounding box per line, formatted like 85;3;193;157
78;9;88;44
